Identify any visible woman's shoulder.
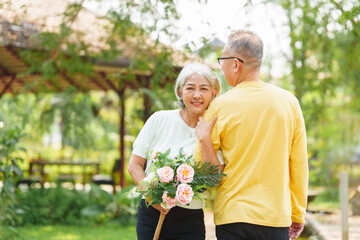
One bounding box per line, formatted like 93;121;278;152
144;110;180;134
151;109;179;120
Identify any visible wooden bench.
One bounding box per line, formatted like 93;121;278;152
29;159;100;186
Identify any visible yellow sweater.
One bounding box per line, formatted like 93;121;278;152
195;81;308;227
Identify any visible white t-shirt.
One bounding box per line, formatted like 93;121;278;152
132;109;222;209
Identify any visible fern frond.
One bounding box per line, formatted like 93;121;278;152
193;162;225;188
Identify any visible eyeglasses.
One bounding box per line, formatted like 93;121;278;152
217;57;244;65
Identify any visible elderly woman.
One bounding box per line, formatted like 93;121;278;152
128;63;221;240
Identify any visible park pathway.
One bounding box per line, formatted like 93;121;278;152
205;210;216;240
306;211;360;240
91;184;360;240
206;210;360;240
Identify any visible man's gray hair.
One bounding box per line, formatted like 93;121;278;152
228;30;263;67
174;63;221;109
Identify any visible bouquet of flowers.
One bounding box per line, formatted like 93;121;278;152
137;148;225;240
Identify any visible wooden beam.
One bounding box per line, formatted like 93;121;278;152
4;46;28;67
0;75;16;98
0;64;9;75
46;78;63;92
15;78;37;94
4;46;29;73
60;73;84;91
15;78;28;93
0;75;7;86
99;71;119;94
0;74;65;93
89;76;107;92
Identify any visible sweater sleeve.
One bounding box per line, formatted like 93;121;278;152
289;99;309;223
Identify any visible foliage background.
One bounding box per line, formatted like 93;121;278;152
0;0;360;231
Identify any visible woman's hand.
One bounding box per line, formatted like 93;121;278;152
196;116;224;170
196;116;217;140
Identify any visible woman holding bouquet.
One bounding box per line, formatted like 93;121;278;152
128;63;222;240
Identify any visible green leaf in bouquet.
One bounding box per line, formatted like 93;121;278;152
164;184;176;195
159;148;171;159
192;192;207;201
192;162;226;188
191;184;207;193
145;183;168;206
152;160;162;169
149;194;163;205
179;147;184;156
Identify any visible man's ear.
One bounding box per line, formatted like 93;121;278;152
234;59;241;73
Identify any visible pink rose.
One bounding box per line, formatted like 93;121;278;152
156;166;174;183
176;183;194;205
161;191;177;209
176;164;194;183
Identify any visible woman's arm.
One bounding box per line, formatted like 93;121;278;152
128;154;147;186
196;116;224;171
128;154;169;214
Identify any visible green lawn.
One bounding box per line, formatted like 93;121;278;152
0;221;315;240
1;224;136;240
1;224;314;240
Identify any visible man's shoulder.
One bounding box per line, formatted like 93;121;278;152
212;88;237;103
264;82;289;92
208;94;226;109
264;82;298;101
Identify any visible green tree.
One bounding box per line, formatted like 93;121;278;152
0;0;212;176
272;0;360;186
0;105;26;226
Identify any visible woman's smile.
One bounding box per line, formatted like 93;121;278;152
191;101;204;106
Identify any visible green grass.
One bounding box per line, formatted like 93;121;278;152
1;224;314;240
308;200;339;212
307;188;340;212
1;223;136;240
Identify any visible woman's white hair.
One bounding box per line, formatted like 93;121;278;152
174;63;221;109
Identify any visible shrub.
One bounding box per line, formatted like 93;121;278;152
0;124;26;226
11;184;138;226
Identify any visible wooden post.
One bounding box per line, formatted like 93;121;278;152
119;87;125;188
340;171;349;240
143;77;152;122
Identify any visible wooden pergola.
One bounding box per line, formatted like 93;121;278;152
0;46;157;187
0;0;215;188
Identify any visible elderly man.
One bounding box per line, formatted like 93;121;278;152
195;30;308;240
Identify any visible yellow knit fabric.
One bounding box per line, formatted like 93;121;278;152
194;81;308;227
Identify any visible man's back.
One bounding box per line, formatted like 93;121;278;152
204;81;308;227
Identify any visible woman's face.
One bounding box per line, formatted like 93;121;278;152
179;74;216;115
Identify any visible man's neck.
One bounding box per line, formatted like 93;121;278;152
235;70;261;85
